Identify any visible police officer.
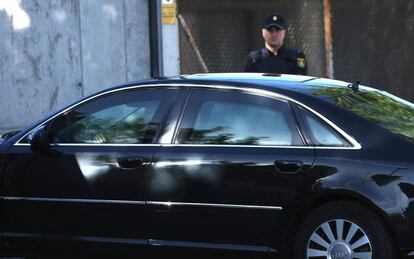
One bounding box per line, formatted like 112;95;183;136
244;14;307;75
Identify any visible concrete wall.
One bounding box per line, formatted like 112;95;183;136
0;0;151;133
162;23;180;77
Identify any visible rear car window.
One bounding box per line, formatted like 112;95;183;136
298;107;350;147
176;89;304;146
329;91;414;141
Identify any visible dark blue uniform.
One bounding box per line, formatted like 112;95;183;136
244;46;307;75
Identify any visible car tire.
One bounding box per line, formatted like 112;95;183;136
292;201;397;259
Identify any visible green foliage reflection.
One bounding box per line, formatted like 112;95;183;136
53;112;156;144
329;91;414;141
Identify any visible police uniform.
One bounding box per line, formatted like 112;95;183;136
243;14;307;75
244;47;307;75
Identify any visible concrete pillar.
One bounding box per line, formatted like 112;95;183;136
161;0;180;77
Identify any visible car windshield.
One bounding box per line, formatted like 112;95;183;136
329;91;414;141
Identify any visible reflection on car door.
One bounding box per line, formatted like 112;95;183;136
147;88;315;253
0;87;178;249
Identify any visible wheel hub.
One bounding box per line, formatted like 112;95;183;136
328;242;351;259
306;219;373;259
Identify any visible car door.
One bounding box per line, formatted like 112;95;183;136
147;87;315;252
0;87;178;248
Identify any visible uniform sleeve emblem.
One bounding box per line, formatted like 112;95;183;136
297;57;306;69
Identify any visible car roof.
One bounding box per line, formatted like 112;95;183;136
125;73;377;100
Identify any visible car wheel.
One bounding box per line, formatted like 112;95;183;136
293;201;397;259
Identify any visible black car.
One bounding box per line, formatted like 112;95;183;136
1;73;414;259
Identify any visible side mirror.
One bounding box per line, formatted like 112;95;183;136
28;125;50;152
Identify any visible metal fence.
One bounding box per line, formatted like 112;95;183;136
178;0;414;101
331;0;414;101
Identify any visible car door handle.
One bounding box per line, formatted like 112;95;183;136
117;156;145;169
274;160;303;173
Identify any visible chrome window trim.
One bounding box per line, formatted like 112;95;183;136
15;143;353;150
314;146;358;150
162;144;313;149
14;143;162;147
178;85;361;149
161;144;356;150
15;85;180;145
147;201;282;211
15;83;361;149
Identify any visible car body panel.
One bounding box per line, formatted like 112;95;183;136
1;74;414;257
147;145;315;250
0;144;155;245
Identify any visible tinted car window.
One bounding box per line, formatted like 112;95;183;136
176;89;303;146
298;107;350;146
45;88;177;144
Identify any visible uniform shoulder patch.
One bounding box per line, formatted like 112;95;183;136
297;58;306;69
296;51;306;69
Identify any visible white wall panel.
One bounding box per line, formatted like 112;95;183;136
0;0;151;133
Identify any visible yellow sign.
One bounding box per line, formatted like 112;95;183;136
162;0;176;24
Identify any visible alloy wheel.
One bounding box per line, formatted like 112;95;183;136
306;219;372;259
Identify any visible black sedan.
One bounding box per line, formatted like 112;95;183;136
1;73;414;259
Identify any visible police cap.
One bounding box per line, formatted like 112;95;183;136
262;14;285;30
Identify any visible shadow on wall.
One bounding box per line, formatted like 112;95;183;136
0;0;30;30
